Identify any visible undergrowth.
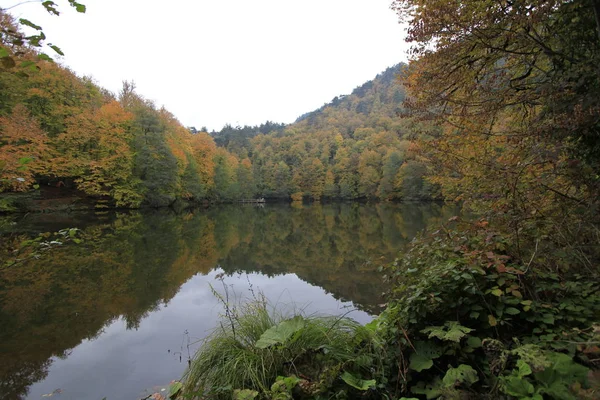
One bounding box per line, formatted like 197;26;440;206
377;218;600;399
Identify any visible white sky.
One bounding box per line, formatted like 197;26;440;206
2;0;409;131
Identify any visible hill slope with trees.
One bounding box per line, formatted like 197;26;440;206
213;64;441;201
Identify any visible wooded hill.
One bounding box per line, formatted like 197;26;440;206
1;9;437;209
213;64;441;201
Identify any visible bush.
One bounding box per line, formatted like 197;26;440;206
375;218;600;399
182;292;386;399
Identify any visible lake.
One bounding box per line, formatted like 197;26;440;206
0;202;458;400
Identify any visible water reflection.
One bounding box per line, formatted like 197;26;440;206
0;202;458;399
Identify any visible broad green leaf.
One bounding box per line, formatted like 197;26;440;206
0;47;9;58
255;316;304;348
502;375;535;397
442;364;478;387
421;321;473;342
505;307;520;315
409;353;433;372
409;341;442;372
491;288;503;296
534;352;588;386
488;314;497;327
517;359;532;377
340;372;376;391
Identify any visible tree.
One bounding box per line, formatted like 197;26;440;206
0;104;48;191
237;158;256;199
393;0;600;265
378;151;403;199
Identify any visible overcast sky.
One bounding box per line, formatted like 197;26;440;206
2;0;409;131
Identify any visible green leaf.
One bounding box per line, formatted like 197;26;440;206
442;364;478;387
255;316;304;348
340;372;376;391
421;321;473;342
49;44;64;56
409;341;442;372
0;47;9;58
19;18;43;30
491;288;503;296
272;375;301;392
466;336;482;348
233;389;258;400
534;352;589;386
69;1;86;13
409;353;433;372
38;53;54;62
516;359;532;377
42;1;60;15
505;307;520;315
488;314;497;326
502;375;535;397
541;314;555;324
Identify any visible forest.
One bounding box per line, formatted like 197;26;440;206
1;9;438;210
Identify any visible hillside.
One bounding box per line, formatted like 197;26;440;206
213;64;441;201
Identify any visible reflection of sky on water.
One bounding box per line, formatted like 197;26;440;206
26;269;371;400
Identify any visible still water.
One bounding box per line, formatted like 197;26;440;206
0;202;457;400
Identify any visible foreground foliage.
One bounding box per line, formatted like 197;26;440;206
378;220;600;399
182;294;385;399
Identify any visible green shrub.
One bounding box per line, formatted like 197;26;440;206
375;219;600;399
182;294;386;399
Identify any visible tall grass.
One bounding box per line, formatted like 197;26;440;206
182;289;383;399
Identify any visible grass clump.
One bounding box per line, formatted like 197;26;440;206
182;290;385;399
